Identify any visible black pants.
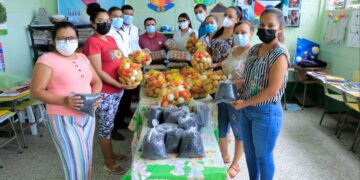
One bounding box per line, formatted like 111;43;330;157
113;90;132;130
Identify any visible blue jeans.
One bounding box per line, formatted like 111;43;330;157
218;102;242;140
240;102;283;180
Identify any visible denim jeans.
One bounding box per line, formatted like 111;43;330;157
218;102;242;140
240;102;283;180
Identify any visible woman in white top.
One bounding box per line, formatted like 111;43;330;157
172;13;198;51
220;20;255;178
107;6;131;57
199;15;218;48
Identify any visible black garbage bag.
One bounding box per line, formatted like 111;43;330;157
148;106;164;128
163;105;190;124
178;113;199;131
193;101;211;129
179;127;205;158
74;93;101;117
214;80;237;104
156;123;178;133
141;124;168;160
165;128;185;153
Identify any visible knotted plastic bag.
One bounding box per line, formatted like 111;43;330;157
214;80;237;104
179;127;205;158
165;128;185;153
147;106;164;128
193;101;211;129
163;105;190;124
141;121;168;160
156;123;178;133
178;113;199;131
74;93;101;117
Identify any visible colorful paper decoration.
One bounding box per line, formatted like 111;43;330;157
254;1;281;19
293;38;320;65
0;42;5;72
193;0;218;6
347;10;360;48
0;0;8;36
324;12;348;44
148;0;175;13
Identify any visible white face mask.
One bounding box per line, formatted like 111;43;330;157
222;17;234;28
179;21;189;30
56;40;78;56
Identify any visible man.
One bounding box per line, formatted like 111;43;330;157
121;5;141;52
194;4;208;38
139;17;167;52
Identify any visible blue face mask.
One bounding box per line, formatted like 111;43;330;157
234;34;250;47
123;15;133;25
146;25;156;33
205;24;217;34
111;18;123;29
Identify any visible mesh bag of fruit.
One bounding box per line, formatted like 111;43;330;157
186;36;206;54
129;49;152;66
144;70;167;98
190;72;208;99
117;58;143;87
191;49;212;71
202;70;227;95
160;85;192;107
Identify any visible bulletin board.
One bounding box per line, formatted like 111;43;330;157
233;0;302;27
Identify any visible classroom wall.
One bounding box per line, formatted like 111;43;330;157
319;8;360;80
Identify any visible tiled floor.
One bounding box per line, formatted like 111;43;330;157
0;107;359;180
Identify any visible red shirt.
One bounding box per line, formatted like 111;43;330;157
83;35;123;94
139;32;167;52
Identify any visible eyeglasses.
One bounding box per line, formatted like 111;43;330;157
55;37;78;43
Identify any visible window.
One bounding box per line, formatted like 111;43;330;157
326;0;360;10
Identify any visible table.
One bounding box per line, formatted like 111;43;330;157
123;88;227;180
0;90;39;135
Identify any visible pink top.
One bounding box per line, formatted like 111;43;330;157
139;32;167;52
37;52;93;116
83;35;123;94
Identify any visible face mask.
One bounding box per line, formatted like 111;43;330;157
56;40;78;56
123;15;133;25
222;17;234;28
179;21;189;30
205;24;217;34
234;34;249;47
96;22;111;35
196;13;206;22
257;28;277;44
111;18;123;29
146;25;156;33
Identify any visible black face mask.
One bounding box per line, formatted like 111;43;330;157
257;28;277;44
96;23;111;35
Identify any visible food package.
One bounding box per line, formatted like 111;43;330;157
144;70;166;98
191;49;212;71
161;86;191;107
165;128;185;153
180;66;198;78
214;80;238;103
117;58;143;87
147;106;164;127
163;105;190;122
190;73;208;99
74;93;101;117
129;49;152;66
167;62;190;69
186;36;206;54
178;113;199;131
178;127;205;158
202;70;227;95
167;50;192;62
156;123;179;133
193;101;211;129
150;50;167;64
141;124;168;160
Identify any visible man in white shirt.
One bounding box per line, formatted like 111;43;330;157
107;6;131;58
121;5;141;52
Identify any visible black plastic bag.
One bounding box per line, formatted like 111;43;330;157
214;80;237;103
148;106;164;128
156;123;178;133
179;127;205;158
178;113;199;131
141;125;168;160
165;128;185;153
193;102;211;129
74;93;101;117
163;106;190;124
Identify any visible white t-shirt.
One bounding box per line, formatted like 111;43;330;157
172;28;198;51
107;27;131;57
122;24;141;52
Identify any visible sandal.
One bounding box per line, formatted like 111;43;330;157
227;164;240;179
113;153;128;161
103;164;127;175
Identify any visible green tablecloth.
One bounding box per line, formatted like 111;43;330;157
123;88;227;180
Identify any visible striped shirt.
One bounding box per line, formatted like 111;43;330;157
239;43;289;106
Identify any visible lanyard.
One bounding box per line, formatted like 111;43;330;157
116;30;124;41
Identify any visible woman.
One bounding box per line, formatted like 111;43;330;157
83;3;133;174
210;6;243;70
220;20;255;178
172;13;198;51
199;15;218;48
231;8;289;180
31;22;102;180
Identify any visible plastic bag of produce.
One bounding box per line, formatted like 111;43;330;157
178;113;199;130
156;123;178;133
163;106;190;123
193;101;211;129
165;128;185;153
147;106;164;127
178;127;205;158
74;93;101;117
141;123;168;160
214;80;237;103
